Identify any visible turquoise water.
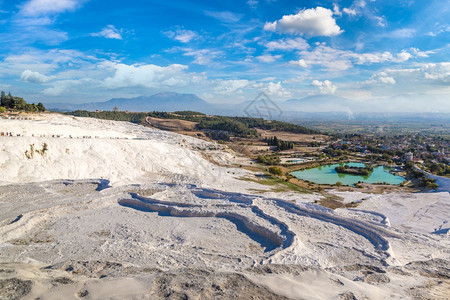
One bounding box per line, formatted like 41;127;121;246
291;162;405;186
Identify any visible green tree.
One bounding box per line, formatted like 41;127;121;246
268;166;283;176
0;91;5;107
37;102;46;112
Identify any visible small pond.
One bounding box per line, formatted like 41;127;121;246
291;162;405;186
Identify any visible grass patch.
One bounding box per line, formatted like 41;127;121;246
240;174;311;193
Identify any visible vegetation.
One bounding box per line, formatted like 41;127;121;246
69;110;150;123
173;110;206;116
241;175;309;193
335;165;373;176
268;166;283;176
197;117;257;137
256;154;281;166
266;136;294;151
403;161;439;189
24;143;48;159
0;91;45;112
423;162;450;177
66;109;320;138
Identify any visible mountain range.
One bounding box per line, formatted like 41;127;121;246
44;92;450;120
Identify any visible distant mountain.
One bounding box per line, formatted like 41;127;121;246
45;92;216;113
45;92;450;117
282;95;359;113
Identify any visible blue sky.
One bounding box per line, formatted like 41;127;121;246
0;0;449;111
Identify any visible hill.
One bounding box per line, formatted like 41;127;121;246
45;92;215;113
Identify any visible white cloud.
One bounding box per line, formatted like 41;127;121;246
427;24;450;36
256;54;282;63
333;4;342;16
363;63;450;96
91;25;123;40
165;29;198;43
264;7;343;37
353;51;394;64
0;49;88;76
254;81;292;97
11;0;81;46
410;48;433;58
289;59;308;68
21;69;52;83
205;11;243;23
290;45;418;71
214;79;250;93
20;0;82;16
395;51;412;62
365;72;396;85
374;16;387;27
247;0;258;9
182;49;223;65
387;28;416;38
43;78;92;96
342;1;386;27
102;62;204;89
311;79;337;94
343;8;357;16
295;45;353;71
416;63;450;83
265;37;309;51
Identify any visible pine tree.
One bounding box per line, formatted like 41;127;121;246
0;91;5;107
37;102;45;112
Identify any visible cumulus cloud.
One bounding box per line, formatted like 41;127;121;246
364;63;450;95
21;69;52;83
20;0;82;16
165;29;198;43
264;7;343;37
410;48;433;58
265;37;309;51
256;54;282;63
91;25;123;40
295;45;353;71
102;62;204;89
395;51;412;62
365;72;396;85
289;59;308;68
254;81;292;97
290;45;417;71
413;63;450;83
311;80;337;94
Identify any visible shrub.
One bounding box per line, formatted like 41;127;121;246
268;166;283;176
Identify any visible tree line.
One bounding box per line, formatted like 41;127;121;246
0;91;45;112
266;136;294;151
67;109;321;139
